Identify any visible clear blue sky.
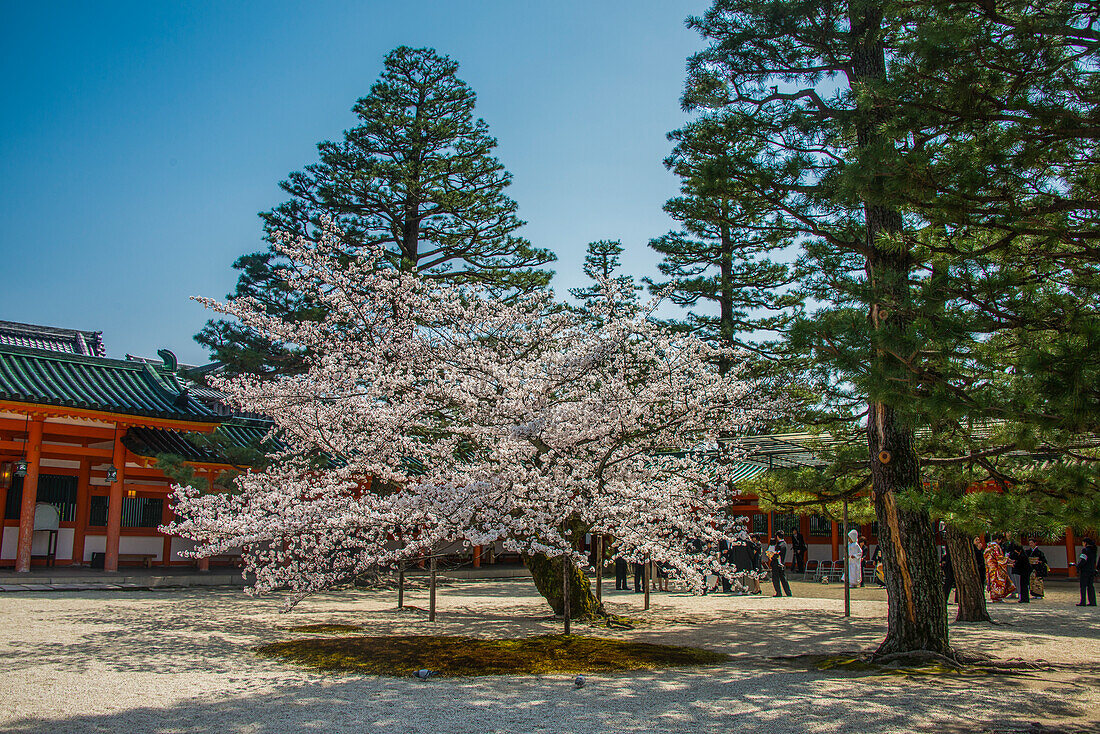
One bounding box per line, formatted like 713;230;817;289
1;1;707;364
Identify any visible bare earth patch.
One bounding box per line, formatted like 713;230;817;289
256;633;727;676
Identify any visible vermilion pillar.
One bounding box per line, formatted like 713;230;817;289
1066;528;1077;578
104;424;127;572
161;492;172;567
70;458;91;566
15;417;44;572
831;521;840;562
472;545;482;568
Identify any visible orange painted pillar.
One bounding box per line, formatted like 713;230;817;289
104;424;127;572
831;521;840;562
766;512;774;540
1066;528;1077;578
70;458;91;566
472;545;482;568
15;418;44;572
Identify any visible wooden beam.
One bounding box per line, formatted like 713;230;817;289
0;401;221;433
0;440;113;459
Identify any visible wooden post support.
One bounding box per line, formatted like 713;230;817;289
71;457;92;566
104;424;127;572
562;555;571;635
1066;528;1077;578
595;535;604;604
843;499;850;618
15;417;44;573
428;555;438;622
472;544;482;568
644;557;651;611
398;568;405;608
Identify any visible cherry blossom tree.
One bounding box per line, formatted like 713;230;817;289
167;223;787;616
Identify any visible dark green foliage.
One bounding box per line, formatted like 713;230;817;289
198;46;555;376
569;239;640;319
648;116;799;368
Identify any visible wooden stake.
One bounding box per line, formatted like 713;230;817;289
563;554;571;635
429;556;437;622
644;558;651;610
843;498;851;618
397;568;405;609
595;535;604;604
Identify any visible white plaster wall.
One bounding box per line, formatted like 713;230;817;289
29;528;74;558
83;535;106;561
120;536;166;559
1;527;18;560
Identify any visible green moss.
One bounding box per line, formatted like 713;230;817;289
256;634;729;677
285;623;363;634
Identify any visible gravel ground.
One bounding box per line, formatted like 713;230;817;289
1;578;1098;733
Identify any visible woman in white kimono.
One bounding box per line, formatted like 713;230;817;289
847;529;863;587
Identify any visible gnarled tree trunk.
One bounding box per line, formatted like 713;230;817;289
524;553;606;620
945;524;990;623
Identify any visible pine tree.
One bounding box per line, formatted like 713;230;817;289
198;46;555;376
647;116;798;372
568;239;640;319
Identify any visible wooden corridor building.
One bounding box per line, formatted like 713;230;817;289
0;322;264;572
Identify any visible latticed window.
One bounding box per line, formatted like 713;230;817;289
809;514;832;537
775;513;800;535
88;496;164;528
4;474;78;521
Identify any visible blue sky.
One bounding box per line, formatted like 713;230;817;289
1;1;707;364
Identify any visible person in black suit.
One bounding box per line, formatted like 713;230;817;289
1077;537;1097;607
1007;540;1032;603
633;561;645;593
770;531;792;597
791;530;807;574
718;538;732;592
614;557;629;590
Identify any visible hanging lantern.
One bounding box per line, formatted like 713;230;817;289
105;464;117;483
14;460;27;477
0;461;12;488
126;488;137;499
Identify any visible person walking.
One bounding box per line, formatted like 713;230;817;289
1025;538;1048;599
858;536;869;587
1008;539;1032;603
633;561;645;593
614;557;629;591
846;529;863;588
770;531;792;597
1076;537;1097;607
791;530;807;574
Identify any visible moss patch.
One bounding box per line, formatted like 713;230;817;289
256;634;728;677
285;623;363;634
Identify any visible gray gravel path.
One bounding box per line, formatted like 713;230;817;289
1;579;1097;733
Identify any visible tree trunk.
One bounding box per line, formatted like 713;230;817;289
850;0;951;659
867;405;951;657
523;553;606;620
945;524;991;623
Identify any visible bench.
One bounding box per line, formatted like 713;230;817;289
196;554;244;569
118;553;157;568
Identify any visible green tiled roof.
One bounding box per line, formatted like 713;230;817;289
124;419;279;464
0;344;220;423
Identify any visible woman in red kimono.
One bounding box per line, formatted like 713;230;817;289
983;534;1015;602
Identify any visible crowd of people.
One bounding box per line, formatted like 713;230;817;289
941;534;1097;607
607;531;1098;607
611;531;798;598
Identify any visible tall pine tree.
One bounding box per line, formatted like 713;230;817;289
198;46;555;375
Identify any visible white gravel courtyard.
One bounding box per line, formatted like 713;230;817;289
1;578;1097;733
